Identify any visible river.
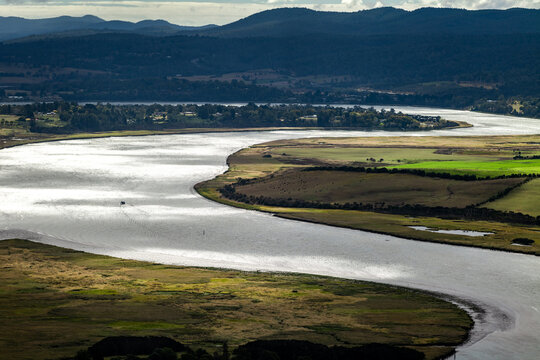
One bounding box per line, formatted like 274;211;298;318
0;107;539;359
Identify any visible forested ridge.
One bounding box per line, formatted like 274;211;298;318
2;33;537;92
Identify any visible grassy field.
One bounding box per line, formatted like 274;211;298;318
484;178;540;216
197;135;540;255
0;239;471;360
0;114;22;123
264;134;540;151
279;147;491;164
393;159;540;177
0;114;32;137
235;170;524;208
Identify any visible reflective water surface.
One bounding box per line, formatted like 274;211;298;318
408;226;493;237
1;107;539;359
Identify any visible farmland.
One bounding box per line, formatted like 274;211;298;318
393;159;540;177
234;170;524;208
196;135;540;255
484;178;540;216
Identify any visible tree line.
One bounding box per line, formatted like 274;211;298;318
76;336;423;360
0;102;456;133
303;166;539;180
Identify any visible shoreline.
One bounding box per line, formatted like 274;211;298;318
0;119;471;152
0;127;319;151
195;178;539;257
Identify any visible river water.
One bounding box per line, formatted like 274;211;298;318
0;107;539;359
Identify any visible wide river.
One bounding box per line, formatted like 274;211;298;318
1;107;539;359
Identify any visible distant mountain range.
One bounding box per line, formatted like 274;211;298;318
0;15;216;41
1;7;538;42
0;7;538;105
197;7;540;37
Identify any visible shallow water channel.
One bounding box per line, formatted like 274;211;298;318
1;107;539;359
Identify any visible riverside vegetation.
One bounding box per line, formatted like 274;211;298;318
0;102;465;152
196;135;540;255
0;239;471;360
0;102;465;154
0;102;460;134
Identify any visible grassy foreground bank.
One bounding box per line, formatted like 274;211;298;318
0;239;471;360
196;135;540;255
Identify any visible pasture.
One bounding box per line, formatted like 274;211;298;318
484;178;540;216
235;170;524;208
277;147;492;165
393;159;540;177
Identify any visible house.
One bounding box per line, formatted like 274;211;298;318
298;115;318;122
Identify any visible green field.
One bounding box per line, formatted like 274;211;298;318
0;239;471;360
484;178;540;216
393;159;540;177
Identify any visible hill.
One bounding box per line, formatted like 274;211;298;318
0;15;216;41
1;32;536;93
2;7;538;42
196;7;540;37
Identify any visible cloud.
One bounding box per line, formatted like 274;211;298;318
0;2;276;24
3;0;48;4
336;0;539;10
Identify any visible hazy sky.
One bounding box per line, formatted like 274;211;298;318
1;0;538;25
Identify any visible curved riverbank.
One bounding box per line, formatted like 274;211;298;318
195;179;540;256
194;135;540;256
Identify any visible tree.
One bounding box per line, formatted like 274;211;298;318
74;350;91;360
223;341;229;360
29;118;37;132
317;111;330;127
149;347;177;360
